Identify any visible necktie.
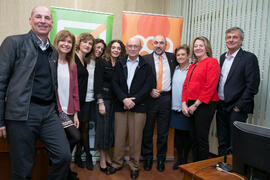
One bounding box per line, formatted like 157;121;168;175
157;55;163;91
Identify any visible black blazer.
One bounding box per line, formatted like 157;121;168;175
219;48;260;113
143;52;176;89
112;55;153;112
94;58;115;100
75;54;89;107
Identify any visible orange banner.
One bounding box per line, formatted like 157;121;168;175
122;12;184;159
122;12;184;55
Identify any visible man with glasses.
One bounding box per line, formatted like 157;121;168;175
109;37;153;179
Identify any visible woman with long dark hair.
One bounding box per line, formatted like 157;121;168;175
94;40;126;174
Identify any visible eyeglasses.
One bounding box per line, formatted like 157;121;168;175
127;45;140;49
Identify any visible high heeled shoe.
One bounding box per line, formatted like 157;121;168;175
106;161;113;168
100;165;111;175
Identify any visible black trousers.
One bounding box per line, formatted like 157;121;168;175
188;100;216;162
216;101;248;156
6;102;71;180
174;129;191;164
142;94;171;160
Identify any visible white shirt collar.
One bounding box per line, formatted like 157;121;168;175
225;48;240;59
154;52;166;59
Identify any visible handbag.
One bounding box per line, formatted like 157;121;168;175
59;111;74;128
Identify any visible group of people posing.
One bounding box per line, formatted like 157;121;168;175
0;6;260;180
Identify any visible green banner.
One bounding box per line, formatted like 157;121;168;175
50;6;114;44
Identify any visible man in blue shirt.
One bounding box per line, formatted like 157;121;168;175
216;27;260;156
110;37;153;179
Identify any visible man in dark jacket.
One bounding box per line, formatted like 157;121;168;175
109;37;153;179
217;27;260;156
0;6;71;180
142;35;176;172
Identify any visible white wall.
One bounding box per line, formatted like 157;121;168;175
0;0;168;43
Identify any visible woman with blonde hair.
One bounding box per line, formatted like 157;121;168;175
53;30;80;180
182;36;220;162
94;40;126;174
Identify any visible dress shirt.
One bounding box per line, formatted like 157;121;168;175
85;59;95;102
218;49;240;100
154;52;171;91
126;57;139;93
35;34;50;51
171;65;189;111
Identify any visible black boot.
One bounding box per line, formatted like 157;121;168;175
86;154;94;170
74;153;84;168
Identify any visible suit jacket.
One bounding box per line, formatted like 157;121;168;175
94;58;115;100
143;52;176;89
75;54;88;107
219;48;260;113
112;55;153;112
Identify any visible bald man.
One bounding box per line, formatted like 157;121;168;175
142;35;176;172
0;6;71;179
110;38;153;179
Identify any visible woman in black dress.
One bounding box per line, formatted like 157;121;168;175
74;32;95;170
94;40;126;174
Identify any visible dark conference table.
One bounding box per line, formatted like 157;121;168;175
179;155;247;180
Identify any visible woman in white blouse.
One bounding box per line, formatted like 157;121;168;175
53;30;80;179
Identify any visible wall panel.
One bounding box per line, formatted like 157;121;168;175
166;0;270;154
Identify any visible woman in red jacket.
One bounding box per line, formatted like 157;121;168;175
182;36;220;162
54;30;80;179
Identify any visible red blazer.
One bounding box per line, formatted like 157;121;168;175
57;63;80;114
182;57;220;104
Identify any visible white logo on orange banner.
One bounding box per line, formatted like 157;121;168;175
133;35;174;53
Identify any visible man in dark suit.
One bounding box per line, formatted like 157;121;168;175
217;27;260;156
0;6;71;179
109;37;153;179
142;35;176;171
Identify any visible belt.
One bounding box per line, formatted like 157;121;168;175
103;87;110;92
160;91;171;96
31;97;54;105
